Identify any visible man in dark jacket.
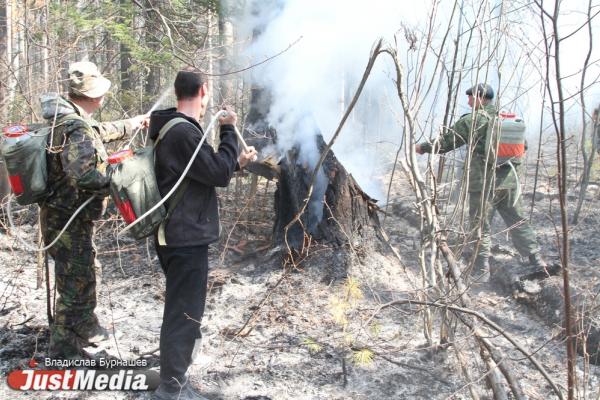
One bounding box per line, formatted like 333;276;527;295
149;68;256;400
40;61;148;359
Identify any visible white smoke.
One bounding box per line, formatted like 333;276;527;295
236;0;431;200
234;0;600;201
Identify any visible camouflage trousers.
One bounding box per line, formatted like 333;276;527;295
40;206;99;358
468;188;540;260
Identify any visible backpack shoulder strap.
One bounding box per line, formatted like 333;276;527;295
56;113;88;130
46;113;88;148
483;109;499;161
154;117;195;245
156;179;190;246
154;117;195;148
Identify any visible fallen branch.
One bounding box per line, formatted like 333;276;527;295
137;347;159;359
481;346;509;400
453;346;481;400
367;296;562;400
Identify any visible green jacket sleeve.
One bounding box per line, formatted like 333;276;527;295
91;118;136;143
420;110;490;154
60;119;110;193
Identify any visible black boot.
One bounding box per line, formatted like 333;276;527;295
473;256;490;282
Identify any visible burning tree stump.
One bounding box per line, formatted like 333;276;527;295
244;88;385;277
273;135;381;250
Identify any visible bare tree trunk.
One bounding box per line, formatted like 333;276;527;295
0;1;6;80
572;0;595;225
551;9;576;400
119;0;132;93
12;1;22;110
0;1;9;200
143;0;160;110
536;1;576;397
3;0;15;116
207;11;218;146
22;1;31;122
218;4;234;105
42;4;49;93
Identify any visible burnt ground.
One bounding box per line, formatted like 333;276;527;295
0;161;599;400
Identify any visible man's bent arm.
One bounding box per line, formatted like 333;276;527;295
182;124;240;188
420;117;473;154
93;119;137;143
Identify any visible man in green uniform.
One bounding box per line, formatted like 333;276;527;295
416;83;547;277
40;61;148;358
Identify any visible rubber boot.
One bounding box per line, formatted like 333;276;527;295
473;256;490;283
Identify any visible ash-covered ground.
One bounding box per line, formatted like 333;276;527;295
0;162;599;400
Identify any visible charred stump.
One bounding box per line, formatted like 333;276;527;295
273;134;381;251
243;89;385;276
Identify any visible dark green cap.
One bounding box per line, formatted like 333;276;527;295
466;83;494;99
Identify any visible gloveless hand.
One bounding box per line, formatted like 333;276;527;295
239;146;258;168
219;106;237;126
131;114;150;129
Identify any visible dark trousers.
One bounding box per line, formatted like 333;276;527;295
156;244;209;387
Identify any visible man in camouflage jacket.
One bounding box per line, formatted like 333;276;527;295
40;61;147;358
416;83;547;278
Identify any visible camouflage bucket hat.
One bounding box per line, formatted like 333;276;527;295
68;61;111;99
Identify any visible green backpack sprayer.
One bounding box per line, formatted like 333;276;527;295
107;117;193;241
110;110;252;243
485;111;528;206
1;122;63;206
486;111;527;166
0;115;96;251
0;109;251;248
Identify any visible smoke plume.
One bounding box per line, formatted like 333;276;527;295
236;0;418;200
